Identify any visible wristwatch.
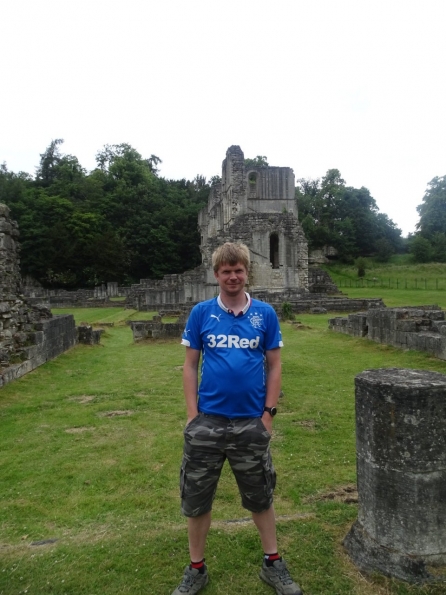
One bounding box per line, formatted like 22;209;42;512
263;406;277;417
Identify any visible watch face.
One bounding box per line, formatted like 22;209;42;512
270;407;277;416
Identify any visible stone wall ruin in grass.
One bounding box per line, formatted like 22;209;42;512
329;306;446;360
0;203;100;387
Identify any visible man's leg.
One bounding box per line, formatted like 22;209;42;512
254;505;303;594
172;415;225;594
252;504;277;554
228;417;302;595
188;511;212;562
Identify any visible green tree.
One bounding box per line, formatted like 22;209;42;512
374;238;394;262
416;175;446;237
430;232;446;262
244;156;269;168
35;139;64;186
0;163;32;207
409;235;433;263
297;171;402;260
146;154;162;174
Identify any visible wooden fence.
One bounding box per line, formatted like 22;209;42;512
337;278;446;290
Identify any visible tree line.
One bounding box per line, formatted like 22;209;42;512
1;143;444;288
0;140;211;288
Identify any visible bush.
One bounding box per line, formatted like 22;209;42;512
281;302;295;320
355;257;367;277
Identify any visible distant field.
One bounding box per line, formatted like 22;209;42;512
324;259;446;309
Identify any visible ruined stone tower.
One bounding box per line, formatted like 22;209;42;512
198;146;308;292
127;146;310;309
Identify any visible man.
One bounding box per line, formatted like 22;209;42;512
173;242;302;595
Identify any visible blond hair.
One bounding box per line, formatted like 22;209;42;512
212;242;250;273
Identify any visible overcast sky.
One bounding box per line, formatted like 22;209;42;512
2;0;446;236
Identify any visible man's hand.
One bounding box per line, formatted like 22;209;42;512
261;412;273;435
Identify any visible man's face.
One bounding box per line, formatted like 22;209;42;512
214;262;248;296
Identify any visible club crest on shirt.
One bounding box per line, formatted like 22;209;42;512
248;312;263;329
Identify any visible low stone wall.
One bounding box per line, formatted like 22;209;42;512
256;294;385;315
77;325;104;345
129;319;183;340
1;315;77;386
23;284;131;304
48;298;124;309
328;313;369;337
1;318;105;387
329;306;446;360
128;295;385;319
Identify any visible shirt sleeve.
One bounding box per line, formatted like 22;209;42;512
181;305;202;349
265;307;284;350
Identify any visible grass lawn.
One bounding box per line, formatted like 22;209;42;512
1;301;446;594
324;259;446;307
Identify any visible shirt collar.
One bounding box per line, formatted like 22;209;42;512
217;292;251;315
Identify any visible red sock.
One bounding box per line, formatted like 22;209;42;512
190;559;205;573
264;553;280;566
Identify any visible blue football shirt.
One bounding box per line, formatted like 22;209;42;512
181;293;283;418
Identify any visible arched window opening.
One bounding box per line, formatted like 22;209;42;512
270;233;279;269
248;172;257;196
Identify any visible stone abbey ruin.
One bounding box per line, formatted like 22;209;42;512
125;145;384;320
127;144;312;309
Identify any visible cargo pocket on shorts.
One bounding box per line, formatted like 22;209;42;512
264;458;277;498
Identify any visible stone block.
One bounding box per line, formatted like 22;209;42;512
424;334;443;357
344;369;446;582
395;320;417;332
406;333;417;349
426;310;445;321
0;302;11;314
395;331;408;346
414;334;427;351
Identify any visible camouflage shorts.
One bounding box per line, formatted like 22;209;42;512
180;413;276;517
